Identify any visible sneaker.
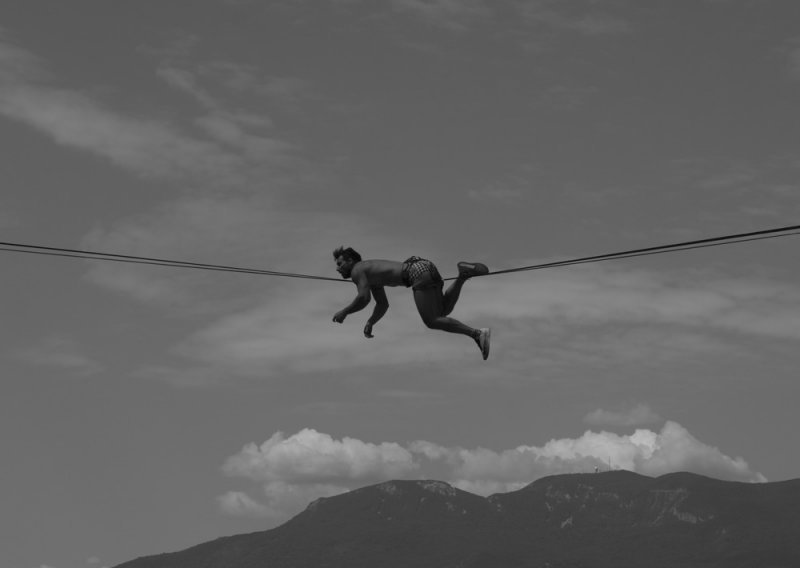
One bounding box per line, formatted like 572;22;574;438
457;261;489;279
477;328;491;360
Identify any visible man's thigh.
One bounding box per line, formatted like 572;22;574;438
413;286;444;323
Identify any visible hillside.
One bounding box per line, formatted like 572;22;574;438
114;472;800;568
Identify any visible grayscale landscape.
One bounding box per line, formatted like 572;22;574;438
2;2;799;567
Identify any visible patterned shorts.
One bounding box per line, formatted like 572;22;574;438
402;256;443;291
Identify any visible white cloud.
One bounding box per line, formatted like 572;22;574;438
220;429;420;519
222;428;419;483
1;87;239;184
584;403;662;427
634;422;765;482
416;421;766;493
220;422;765;523
0;41;292;188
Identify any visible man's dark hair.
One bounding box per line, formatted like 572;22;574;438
333;246;362;263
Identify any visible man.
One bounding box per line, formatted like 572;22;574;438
331;246;491;360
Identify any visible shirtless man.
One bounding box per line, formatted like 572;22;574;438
331;246;491;360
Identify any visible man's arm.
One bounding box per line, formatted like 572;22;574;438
363;286;389;338
332;270;371;323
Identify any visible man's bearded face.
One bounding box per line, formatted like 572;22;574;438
335;256;354;278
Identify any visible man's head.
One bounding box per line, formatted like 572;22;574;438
333;246;362;279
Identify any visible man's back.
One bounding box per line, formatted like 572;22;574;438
354;259;405;287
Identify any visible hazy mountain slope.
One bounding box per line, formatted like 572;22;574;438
114;473;800;568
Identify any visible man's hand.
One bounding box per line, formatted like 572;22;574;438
363;322;374;338
332;311;347;324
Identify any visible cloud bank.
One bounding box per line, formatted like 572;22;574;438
220;429;419;520
220;422;765;520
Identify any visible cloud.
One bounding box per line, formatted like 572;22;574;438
424;421;766;492
222;428;419;483
153;38;314;111
154;59;302;163
0;40;292;188
459;265;800;342
81;192;461;385
220;421;765;522
634;422;765;482
150;282;469;384
584;403;663;427
220;429;419;519
124;255;800;386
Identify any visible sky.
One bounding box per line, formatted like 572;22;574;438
1;1;799;567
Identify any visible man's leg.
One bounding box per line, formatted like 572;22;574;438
442;262;488;316
442;277;467;316
414;286;478;338
414;287;491;359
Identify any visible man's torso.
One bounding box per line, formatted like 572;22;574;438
354;259;406;288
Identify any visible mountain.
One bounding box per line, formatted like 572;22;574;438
114;472;800;568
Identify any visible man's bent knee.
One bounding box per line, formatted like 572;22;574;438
422;317;448;330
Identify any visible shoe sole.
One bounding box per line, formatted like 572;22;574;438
480;328;491;360
458;262;489;278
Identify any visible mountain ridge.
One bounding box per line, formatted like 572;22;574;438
114;472;800;568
